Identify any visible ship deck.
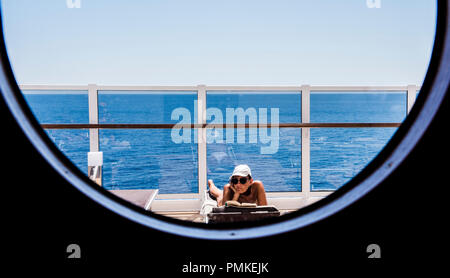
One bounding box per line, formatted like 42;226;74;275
109;189;306;223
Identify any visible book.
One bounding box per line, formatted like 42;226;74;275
225;200;257;208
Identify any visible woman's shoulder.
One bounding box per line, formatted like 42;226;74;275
251;180;265;189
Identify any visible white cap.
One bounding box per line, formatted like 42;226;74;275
230;164;252;179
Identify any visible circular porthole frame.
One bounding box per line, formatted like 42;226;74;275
0;2;448;240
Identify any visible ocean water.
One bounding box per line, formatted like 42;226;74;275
23;92;406;194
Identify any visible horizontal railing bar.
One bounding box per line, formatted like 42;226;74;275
19;85;199;92
20;85;89;91
205;86;303;91
40;123;401;129
97;85;199;91
208;85;420;92
309;86;421;91
19;85;421;92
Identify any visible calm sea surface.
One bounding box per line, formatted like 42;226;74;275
23;92;406;193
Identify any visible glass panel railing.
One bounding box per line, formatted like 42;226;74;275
98;91;197;124
97;92;198;193
207;92;301;123
46;129;90;173
23;91;89;173
100;129;198;194
207;127;301;192
206;92;301;192
310;127;397;191
310;92;407;123
310;92;406;191
23;91;89;123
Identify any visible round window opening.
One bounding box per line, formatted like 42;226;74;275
0;1;448;240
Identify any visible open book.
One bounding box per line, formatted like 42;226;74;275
225;200;257;208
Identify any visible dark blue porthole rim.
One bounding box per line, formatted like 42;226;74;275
0;1;448;240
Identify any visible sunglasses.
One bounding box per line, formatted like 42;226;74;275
230;177;248;185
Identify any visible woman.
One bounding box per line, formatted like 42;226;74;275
207;164;268;206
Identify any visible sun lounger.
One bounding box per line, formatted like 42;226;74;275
109;189;159;210
207;205;280;223
202;190;280;223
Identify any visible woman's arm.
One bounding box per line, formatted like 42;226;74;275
254;181;268;206
222;184;239;205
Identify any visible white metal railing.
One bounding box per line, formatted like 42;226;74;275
19;84;419;211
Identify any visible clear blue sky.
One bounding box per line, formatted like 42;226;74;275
1;0;437;86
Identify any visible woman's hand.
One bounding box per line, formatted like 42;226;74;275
230;184;240;201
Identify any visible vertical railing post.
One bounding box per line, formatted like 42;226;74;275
197;85;207;204
407;85;417;114
88;84;102;186
301;85;311;200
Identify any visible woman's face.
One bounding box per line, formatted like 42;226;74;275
231;176;252;193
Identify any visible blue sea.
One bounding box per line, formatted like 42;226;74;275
23;91;406;194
